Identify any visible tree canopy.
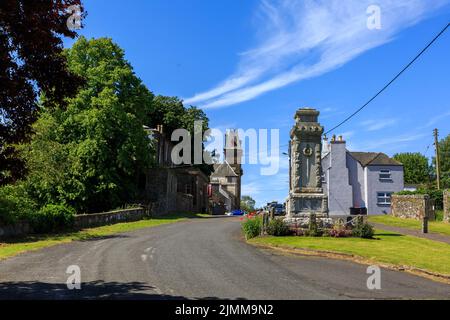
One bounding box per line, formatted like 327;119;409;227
21;37;155;213
393;152;430;185
433;133;450;189
241;195;256;212
0;0;85;185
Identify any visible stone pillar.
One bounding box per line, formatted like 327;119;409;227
286;108;328;218
444;190;450;223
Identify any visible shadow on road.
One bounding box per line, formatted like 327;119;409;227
0;280;189;300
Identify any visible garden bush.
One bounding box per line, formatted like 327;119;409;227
326;219;353;238
0;184;37;225
267;218;290;236
352;217;374;239
30;204;76;234
308;214;323;237
242;216;262;240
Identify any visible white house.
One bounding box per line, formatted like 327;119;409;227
321;135;404;215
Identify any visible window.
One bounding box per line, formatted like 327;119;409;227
227;177;236;184
379;169;391;181
377;192;392;205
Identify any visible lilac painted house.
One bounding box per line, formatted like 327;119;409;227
321;136;404;216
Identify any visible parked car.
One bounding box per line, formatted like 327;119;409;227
265;202;285;216
231;209;245;216
274;204;285;216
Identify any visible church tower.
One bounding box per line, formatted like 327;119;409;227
224;130;243;175
224;130;243;208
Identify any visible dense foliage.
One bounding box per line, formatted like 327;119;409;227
393;152;431;185
0;36;213;233
242;216;262;240
266;218;290;236
0;184;37;225
31;204;75;234
18;37;155;213
0;0;85;185
352;217;374;239
241;195;256;213
433;134;450;189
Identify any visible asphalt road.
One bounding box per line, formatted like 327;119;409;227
0;216;449;300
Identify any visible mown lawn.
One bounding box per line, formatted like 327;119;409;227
0;212;208;260
250;230;450;276
368;215;450;236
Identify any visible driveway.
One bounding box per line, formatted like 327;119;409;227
0;216;449;300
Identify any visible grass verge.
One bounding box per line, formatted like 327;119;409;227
249;230;450;277
368;215;450;236
0;212;207;260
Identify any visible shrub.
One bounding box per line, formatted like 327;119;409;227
291;228;309;236
352;217;374;239
0;184;37;225
267;218;290;236
326;219;353;238
31;204;76;234
327;228;353;238
308;214;323;237
242;216;262;240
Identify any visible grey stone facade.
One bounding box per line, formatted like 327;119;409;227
144;125;210;215
286;108;328;217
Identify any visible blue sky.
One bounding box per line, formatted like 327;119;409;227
68;0;450;207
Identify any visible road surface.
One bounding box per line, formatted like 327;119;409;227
0;216;449;300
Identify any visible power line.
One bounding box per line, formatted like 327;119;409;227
325;22;450;135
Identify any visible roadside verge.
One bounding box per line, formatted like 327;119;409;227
248;230;450;285
0;213;207;261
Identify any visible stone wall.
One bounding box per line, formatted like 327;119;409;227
0;221;32;239
0;208;147;239
176;193;193;213
74;207;146;229
444;190;450;223
391;194;435;221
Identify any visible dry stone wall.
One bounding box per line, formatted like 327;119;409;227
444;190;450;223
391;194;435;221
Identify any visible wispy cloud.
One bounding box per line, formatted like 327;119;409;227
361;119;398;131
422;110;450;128
350;132;428;152
184;0;448;109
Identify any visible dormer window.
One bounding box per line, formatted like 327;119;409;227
379;169;391;181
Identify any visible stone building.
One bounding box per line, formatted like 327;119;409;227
210;130;243;214
144;125;210;215
321;135;404;215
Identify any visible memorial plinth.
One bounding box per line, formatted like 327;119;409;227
286;108;328;218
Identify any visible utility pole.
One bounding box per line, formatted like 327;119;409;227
434;128;441;190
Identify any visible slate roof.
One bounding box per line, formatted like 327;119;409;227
348;152;402;167
211;161;238;178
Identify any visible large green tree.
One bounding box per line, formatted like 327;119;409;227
148;95;213;175
148;96;209;135
433;133;450;189
21;37;154;213
0;0;85;185
241;195;256;212
393;152;431;185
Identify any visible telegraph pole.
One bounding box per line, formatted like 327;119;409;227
433;128;441;190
